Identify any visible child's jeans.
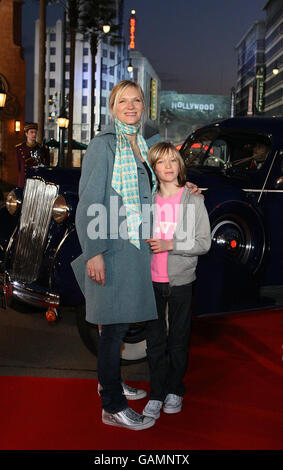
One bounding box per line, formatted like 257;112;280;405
145;281;193;401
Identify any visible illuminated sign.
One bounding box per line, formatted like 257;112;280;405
256;66;265;114
150;79;158;120
129;17;136;49
247;85;253;116
171;101;215;111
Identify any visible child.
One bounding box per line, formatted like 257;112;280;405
143;142;211;419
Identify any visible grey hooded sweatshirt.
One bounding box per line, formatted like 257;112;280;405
152;186;211;286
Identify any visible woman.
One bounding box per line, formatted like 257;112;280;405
72;80;199;431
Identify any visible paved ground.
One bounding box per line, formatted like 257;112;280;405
0;303;149;382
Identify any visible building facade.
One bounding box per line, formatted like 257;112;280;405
235;21;266;116
0;0;26;186
129;50;161;139
263;0;283;116
34;18;130;146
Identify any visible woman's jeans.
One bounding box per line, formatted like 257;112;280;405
97;322;129;413
145;282;193;401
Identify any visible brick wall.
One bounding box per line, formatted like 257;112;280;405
0;0;26;186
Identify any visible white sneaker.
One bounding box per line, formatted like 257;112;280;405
102;407;155;430
142;400;163;419
97;382;147;400
163;394;183;414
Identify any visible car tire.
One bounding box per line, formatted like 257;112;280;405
209;200;266;274
76;304;147;364
193;200;266;315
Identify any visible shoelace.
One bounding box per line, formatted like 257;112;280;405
124;408;143;422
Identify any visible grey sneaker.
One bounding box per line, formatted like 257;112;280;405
142;400;163;419
97;382;147;400
163;394;183;414
102;407;155;430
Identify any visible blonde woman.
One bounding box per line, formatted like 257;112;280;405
72;81;199;430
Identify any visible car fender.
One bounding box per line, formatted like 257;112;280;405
0;205;19;267
50;226;84;306
193;195;267;316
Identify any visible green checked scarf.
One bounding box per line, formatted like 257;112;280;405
111;119;157;249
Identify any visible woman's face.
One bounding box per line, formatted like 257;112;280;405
114;86;144;126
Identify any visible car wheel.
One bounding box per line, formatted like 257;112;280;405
193;201;266;315
209;201;266;274
76;304;147;364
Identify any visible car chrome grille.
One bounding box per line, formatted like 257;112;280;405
11;178;58;283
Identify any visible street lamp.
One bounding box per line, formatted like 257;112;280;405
57;111;69;167
127;59;133;74
273;63;280;75
102;24;111;34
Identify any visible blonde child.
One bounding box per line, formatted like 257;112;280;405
143;142;211;419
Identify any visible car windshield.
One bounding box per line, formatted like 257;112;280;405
182;128;272;171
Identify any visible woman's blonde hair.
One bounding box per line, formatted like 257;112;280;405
148;142;187;188
109;80;146;118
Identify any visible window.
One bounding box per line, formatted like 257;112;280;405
65;63;70;72
82;96;88;106
81;130;88;141
83;48;89;56
101;97;106;107
103;49;108;58
182;129;271;172
101;80;106;90
49;79;55;88
110;51;115;60
101;115;106;125
65;79;70;89
82;113;87;124
50;47;56;55
109;82;114;91
66;48;70;55
83;79;88;88
110;66;114;76
50;33;56;42
83;63;88;72
50;62;56;72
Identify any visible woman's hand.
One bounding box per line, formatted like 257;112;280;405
186;181;202;196
87;254;105;286
146;238;173;253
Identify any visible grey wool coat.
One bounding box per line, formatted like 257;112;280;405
71;126;158;325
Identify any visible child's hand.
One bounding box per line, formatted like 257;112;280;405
146;238;173;253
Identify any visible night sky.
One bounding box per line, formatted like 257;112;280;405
22;0;265;121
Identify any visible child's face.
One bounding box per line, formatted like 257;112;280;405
154;150;180;185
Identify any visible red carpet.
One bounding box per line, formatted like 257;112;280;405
0;308;282;450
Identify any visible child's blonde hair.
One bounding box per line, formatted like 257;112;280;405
148;142;187;188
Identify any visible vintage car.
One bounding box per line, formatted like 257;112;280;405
181;116;283;315
0;116;282;363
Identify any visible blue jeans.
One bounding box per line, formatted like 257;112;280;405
97;323;129;413
145;282;193;401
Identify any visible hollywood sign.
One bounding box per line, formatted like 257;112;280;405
171;102;215;111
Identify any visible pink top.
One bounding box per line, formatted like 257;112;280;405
151;187;184;282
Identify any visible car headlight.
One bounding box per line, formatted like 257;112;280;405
52;195;69;223
6;190;22;215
